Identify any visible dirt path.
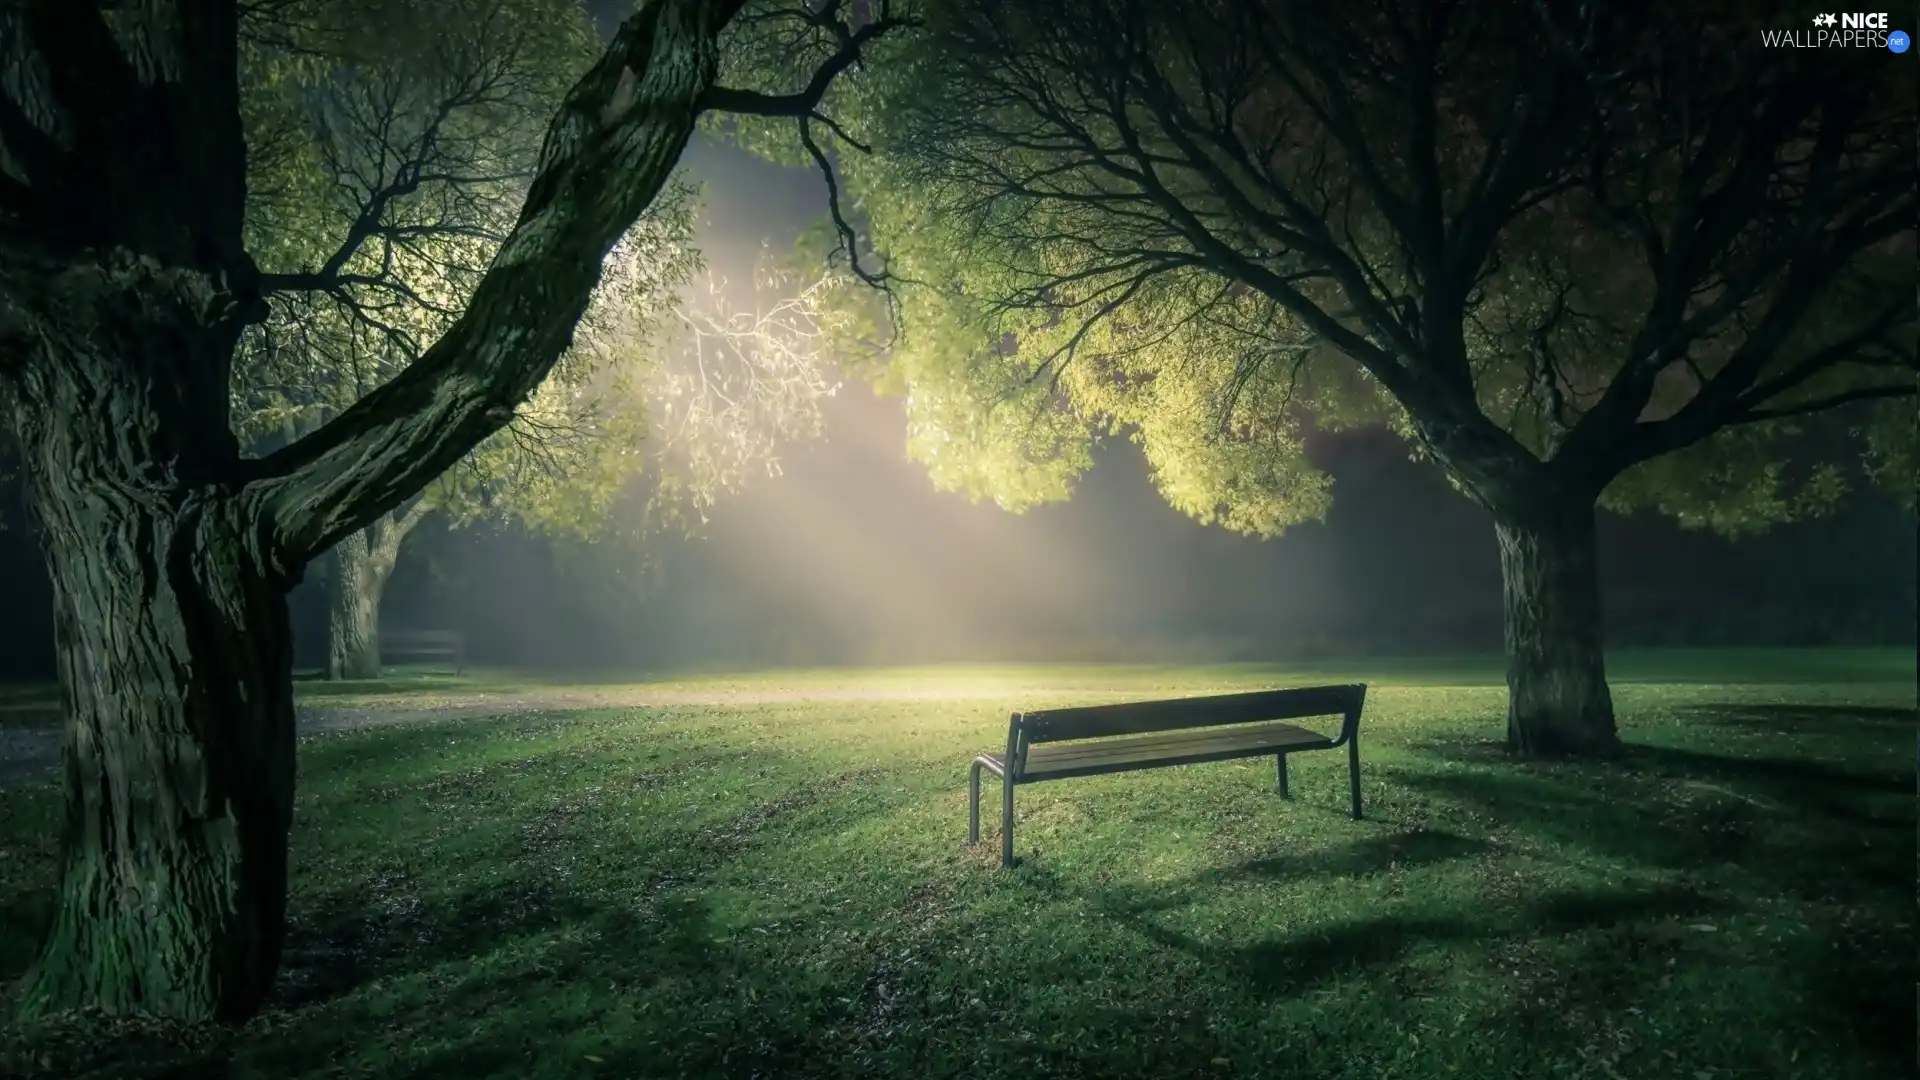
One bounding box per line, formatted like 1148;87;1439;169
0;685;1049;789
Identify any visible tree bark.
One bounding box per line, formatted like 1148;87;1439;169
20;501;294;1022
326;529;385;680
1491;492;1622;758
6;268;296;1021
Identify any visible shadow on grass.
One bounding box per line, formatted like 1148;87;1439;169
1402;756;1909;901
1679;701;1916;733
1399;720;1915;1072
1073;828;1488;918
3;723;907;1080
1222;885;1717;994
274;754;878;1010
1083;829;1717;999
5;694;1914;1079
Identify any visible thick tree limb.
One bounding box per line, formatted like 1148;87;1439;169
247;0;752;566
3;1;249;273
19;2;142;141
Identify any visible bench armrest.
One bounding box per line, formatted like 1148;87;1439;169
1326;701;1366;749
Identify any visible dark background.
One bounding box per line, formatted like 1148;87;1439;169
0;136;1912;680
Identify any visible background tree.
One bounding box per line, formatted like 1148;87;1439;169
796;0;1913;756
0;0;911;1023
236;2;843;678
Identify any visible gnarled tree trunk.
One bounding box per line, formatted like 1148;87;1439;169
8;269;297;1021
0;0;829;1026
23;500;295;1021
1491;492;1621;758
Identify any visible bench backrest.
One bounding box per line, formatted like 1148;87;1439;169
381;630;465;655
1006;684;1366;778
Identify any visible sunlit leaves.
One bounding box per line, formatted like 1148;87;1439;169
781;0;1915;543
229;0;843;566
232;0;609;458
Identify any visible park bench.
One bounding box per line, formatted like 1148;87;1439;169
379;629;466;675
967;684;1367;867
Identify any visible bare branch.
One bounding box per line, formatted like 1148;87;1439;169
797;116;886;288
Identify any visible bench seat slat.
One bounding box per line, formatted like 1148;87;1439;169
1020;720;1333;781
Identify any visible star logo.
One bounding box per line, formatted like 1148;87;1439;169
1812;13;1838;26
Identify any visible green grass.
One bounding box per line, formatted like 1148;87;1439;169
0;657;1913;1079
5;647;1912;731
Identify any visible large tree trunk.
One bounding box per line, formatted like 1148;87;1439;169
0;0;820;1027
8;278;297;1021
1491;493;1621;758
326;529;385;680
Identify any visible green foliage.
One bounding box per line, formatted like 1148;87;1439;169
233;0;655;534
762;0;1914;540
1858;398;1916;511
230;0;842;562
1599;423;1848;537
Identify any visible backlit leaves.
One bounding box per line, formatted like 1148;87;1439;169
230;0;841;561
792;0;1913;538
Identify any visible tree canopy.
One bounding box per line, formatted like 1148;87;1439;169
750;0;1914;754
225;0;850;680
805;0;1913;531
0;0;915;1022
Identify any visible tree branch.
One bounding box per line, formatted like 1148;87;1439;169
19;1;142;147
1726;383;1913;424
1555;59;1910;482
258;64;514;300
1733;295;1915;411
245;0;755;566
797;115;886;287
696;1;918;118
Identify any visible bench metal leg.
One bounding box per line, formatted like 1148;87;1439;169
968;759;984;844
1000;771;1015;868
1347;734;1363;820
1275;753;1289;797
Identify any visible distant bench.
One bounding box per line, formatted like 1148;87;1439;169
967;684;1367;867
380;629;466;675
